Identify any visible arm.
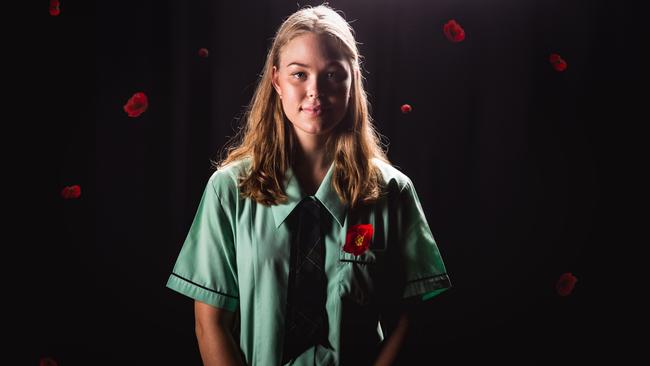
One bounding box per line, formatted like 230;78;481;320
194;300;246;366
373;309;411;366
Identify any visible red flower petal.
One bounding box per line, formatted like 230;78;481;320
549;53;568;72
61;185;81;199
556;272;578;296
49;0;60;16
40;357;59;366
69;185;81;198
400;104;412;114
549;53;561;63
198;48;209;58
554;60;567;71
343;224;373;256
443;19;465;43
123;92;149;118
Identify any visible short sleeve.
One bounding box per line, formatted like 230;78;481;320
399;179;452;302
166;175;239;311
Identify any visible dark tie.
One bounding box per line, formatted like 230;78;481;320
282;197;329;364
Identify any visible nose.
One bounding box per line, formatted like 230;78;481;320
308;88;322;99
307;77;325;99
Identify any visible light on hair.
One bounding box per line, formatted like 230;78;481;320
211;4;392;210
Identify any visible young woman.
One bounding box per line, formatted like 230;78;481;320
166;4;452;366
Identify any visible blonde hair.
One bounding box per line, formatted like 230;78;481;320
211;3;391;210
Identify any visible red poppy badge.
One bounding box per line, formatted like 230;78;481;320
343;224;373;256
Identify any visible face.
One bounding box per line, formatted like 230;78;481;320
272;32;352;144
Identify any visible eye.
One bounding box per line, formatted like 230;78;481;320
291;71;339;80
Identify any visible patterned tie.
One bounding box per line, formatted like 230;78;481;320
282;197;329;364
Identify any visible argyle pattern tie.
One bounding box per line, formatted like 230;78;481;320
282;197;329;364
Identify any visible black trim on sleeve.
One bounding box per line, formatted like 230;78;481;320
406;273;449;284
171;273;239;299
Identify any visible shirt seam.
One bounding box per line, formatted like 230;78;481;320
399;179;418;235
209;174;237;241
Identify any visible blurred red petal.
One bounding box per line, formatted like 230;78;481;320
554;59;568;71
40;357;58;366
198;48;209;58
124;92;149;117
69;185;81;198
400;104;412;113
443;19;465;43
556;272;578;296
61;185;82;199
49;0;60;16
550;53;568;72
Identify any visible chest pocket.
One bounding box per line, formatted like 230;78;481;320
338;219;387;306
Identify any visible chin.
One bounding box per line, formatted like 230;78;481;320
300;119;325;129
301;126;325;135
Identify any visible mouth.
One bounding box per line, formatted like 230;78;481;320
301;106;326;116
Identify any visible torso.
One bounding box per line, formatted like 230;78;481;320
168;156;451;366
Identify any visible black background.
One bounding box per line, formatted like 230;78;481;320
20;0;641;364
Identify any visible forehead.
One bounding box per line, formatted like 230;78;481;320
280;33;349;69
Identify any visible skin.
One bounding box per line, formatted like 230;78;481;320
272;32;352;194
194;300;245;366
374;307;412;366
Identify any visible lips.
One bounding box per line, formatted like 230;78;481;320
302;105;322;111
302;107;324;116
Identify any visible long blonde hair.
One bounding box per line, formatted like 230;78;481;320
211;3;391;211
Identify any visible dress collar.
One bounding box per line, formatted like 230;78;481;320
270;160;347;229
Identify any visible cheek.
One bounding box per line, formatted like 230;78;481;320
335;83;352;103
282;86;301;103
280;89;302;115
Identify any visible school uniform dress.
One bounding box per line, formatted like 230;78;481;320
166;156;452;366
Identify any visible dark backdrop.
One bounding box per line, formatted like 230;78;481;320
27;0;639;364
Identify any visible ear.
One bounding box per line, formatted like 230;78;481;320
272;66;282;96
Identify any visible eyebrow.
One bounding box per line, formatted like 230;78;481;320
286;61;344;68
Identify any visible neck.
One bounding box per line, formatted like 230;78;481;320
293;134;333;172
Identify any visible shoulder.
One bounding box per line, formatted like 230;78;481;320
370;157;412;192
208;156;252;204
